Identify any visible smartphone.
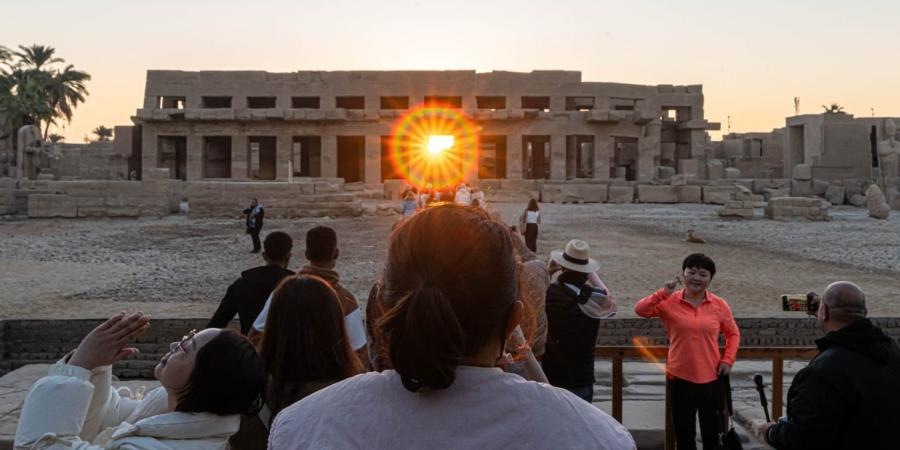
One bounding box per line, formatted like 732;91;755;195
782;293;818;313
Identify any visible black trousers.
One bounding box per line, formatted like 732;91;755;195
249;228;262;252
668;377;724;450
524;223;538;252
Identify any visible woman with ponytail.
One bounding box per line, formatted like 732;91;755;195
269;205;635;450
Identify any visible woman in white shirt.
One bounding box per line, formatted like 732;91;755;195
520;198;541;252
269;205;635;450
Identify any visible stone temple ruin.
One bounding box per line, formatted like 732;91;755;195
0;69;898;219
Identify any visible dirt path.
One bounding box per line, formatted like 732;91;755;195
1;203;898;319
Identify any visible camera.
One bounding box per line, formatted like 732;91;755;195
782;292;819;313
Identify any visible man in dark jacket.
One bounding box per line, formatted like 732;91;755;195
244;198;265;253
207;231;293;334
760;281;900;450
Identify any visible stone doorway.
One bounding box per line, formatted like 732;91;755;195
248;136;276;180
522;135;551;180
337;136;365;183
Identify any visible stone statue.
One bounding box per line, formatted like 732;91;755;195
16;125;45;179
878;119;900;179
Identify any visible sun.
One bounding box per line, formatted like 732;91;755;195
427;135;454;156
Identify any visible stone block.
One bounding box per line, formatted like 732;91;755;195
724;168;741;179
866;185;891;219
314;181;342;194
702;186;735;205
676;185;702;203
762;188;790;201
541;184;582;203
718;208;754;218
812;179;829;196
678;159;699;177
579;184;608;203
27;194;76;218
792;164;812;181
657;166;675;180
636;185;700;204
107;206;141;217
824;185;846;205
607;186;634;204
76;206;108;217
752;178;789;193
706;160;724;181
791;180;813;196
670;174;687;186
849;194;867;207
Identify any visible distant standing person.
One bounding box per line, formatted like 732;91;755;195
401;190;417;217
520;199;541;252
244;198;265;253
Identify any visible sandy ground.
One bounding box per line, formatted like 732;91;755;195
1;202;898;320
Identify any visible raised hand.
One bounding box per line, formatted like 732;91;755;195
664;276;682;295
69;312;151;371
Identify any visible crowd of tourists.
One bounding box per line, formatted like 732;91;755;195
14;201;900;450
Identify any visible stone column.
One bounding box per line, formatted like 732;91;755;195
506;133;523;180
594;135;612;181
186;135;202;180
276;134;291;181
141;130;157;180
322;134;338;178
364;135;381;185
565;136;576;180
232;134;248;179
550;133;566;181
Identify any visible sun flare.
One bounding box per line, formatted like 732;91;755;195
426;135;454;156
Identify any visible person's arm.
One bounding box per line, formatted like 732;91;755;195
16;313;149;449
634;279;678;318
536;211;541;225
766;368;846;450
248;294;272;348
508;326;548;383
718;301;741;374
206;283;239;329
243;208;251;215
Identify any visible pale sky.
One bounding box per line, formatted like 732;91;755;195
5;0;900;141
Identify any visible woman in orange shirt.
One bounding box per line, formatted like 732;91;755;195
634;253;740;450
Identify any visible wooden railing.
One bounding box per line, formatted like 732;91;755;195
594;346;819;449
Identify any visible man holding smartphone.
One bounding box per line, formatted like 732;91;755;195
758;281;900;450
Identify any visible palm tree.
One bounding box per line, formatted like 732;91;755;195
48;133;65;143
92;125;113;141
0;44;90;140
43;65;90;138
821;103;845;114
14;44;64;71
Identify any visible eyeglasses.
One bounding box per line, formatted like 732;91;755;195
176;329;197;353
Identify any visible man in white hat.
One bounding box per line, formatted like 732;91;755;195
541;239;616;403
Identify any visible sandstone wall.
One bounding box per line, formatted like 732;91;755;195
4;317;899;378
2;173;362;218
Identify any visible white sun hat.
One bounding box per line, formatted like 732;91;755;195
550;239;600;273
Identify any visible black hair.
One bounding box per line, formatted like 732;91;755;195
264;231;293;262
527;198;539;211
682;253;716;278
176;330;265;416
306;226;337;263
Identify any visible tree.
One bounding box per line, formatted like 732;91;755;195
13;45;64;71
822;103;845;114
92;125;113;141
48;133;65;143
0;44;90;142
